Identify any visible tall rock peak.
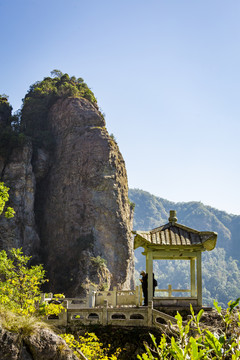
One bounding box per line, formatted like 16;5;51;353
0;95;134;296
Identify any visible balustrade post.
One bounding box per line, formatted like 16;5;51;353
113;286;117;307
147;251;153;302
147;300;153;327
85;292;89;308
197;252;202;306
140;285;143;305
61;300;68;325
135;286;140;306
168;284;172;297
63;299;68;309
89;285;96;308
103;300;108;325
190;258;196;297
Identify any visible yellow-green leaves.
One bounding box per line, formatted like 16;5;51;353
0;248;64;318
204;330;222;357
61;332;121;360
0;182;15;218
138;299;240;360
0;248;47;316
213;299;222;314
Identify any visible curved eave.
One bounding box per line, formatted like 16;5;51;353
133;232;151;250
133;231;218;251
202;232;218;251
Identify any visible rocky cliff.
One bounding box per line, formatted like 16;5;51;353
0;94;134;296
0;144;40;260
34;97;134;295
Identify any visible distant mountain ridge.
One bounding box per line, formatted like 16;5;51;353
129;188;240;307
129;188;240;255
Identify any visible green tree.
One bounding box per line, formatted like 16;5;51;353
0;248;47;315
0;182;15;218
50;69;63;78
0;248;64;317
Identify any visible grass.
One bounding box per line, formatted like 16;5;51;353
0;305;52;336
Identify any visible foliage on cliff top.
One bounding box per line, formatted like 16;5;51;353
20;70;97;149
1;71;99;153
0;95;12;124
0;95;25;158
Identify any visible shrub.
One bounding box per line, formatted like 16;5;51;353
0;182;15;218
138;300;240;359
90;256;107;269
61;332;121;360
0;96;26;158
0;248;64;317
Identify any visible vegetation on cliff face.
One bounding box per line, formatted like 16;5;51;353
129;188;240;307
0;182;15;218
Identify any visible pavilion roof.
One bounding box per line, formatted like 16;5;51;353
133;211;217;251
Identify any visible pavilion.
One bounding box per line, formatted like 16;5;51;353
133;210;218;307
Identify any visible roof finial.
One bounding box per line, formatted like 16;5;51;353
169;210;177;224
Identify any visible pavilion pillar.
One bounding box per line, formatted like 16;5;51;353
190;258;196;297
196;252;202;306
145;252;148;275
147;250;153;302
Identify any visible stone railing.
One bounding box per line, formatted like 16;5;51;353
41;286;142;311
94;286;142;307
42;284;196;311
44;300;177;329
41;290;95;309
153;285;198;307
155;285;192;297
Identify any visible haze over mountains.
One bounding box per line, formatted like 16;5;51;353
129;188;240;307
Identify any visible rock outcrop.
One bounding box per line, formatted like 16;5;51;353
0;324;79;360
0;96;134;296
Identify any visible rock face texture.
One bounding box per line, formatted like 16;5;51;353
0;324;79;360
0;97;134;295
0;144;40;260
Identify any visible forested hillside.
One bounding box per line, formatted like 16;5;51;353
129;188;240;307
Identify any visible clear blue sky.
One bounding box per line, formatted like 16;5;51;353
1;0;240;215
